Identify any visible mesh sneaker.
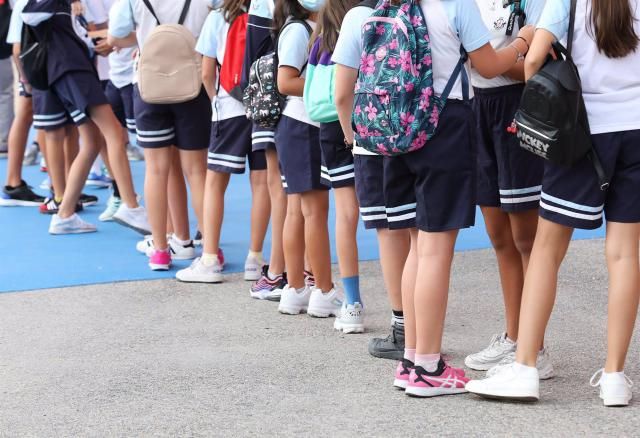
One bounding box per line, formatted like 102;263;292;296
304;270;315;288
405;359;470;398
40;198;83;215
394;359;414;389
466;362;540;401
465;332;516;371
23;141;40;166
486;348;555;380
278;285;312;315
308;287;343;318
334;302;365;334
194;230;202;246
85;172;113;188
591;369;633;407
0;181;46;206
99;195;122;222
368;322;405;360
250;265;287;300
176;257;223;283
49;213;97;234
113;204;151;235
244;253;266;281
149;248;171;271
126;143;145;161
79;193;98;207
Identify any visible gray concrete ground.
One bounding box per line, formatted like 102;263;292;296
1;239;639;437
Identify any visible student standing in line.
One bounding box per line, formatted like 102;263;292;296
464;0;553;378
467;0;640;407
333;0;412;357
273;0;343;319
22;0;148;235
0;0;45;207
374;0;534;397
108;0;211;270
176;0;271;283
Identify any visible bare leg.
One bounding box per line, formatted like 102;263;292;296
402;228;419;349
168;149;190;241
44;127;67;200
378;228;410;311
63;126;80;179
334;186;360;279
5;94;33;187
249;169;270;253
283;194;305;289
202;170;231;255
266;148;287;274
178;148;207;240
144;147;172;250
300;190;332;292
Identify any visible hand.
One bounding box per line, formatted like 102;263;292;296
517;24;535;48
94;38;114;57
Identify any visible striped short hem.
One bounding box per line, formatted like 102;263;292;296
386;202;417;230
281;175;288;189
499;185;542;211
360;205;388;229
539;191;604;230
136;127;176;148
321;164;356;188
252;130;275;150
126;118;137;134
207;152;247;174
33;112;70;130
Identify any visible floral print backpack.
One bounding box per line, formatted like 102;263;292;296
352;0;469;156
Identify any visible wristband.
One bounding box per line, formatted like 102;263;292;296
516;36;530;51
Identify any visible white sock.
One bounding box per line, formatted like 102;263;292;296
172;235;191;246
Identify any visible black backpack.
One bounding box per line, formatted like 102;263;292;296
514;0;608;190
0;0;13;59
19;22;50;90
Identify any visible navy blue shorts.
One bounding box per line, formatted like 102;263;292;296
355;155;387;229
133;86;212;151
540;130;640;230
251;124;274;152
105;82;136;133
32;89;71;131
208;116;267;174
275;115;328;194
390;101;476;232
18;81;32;98
474;84;544;212
319;121;355;189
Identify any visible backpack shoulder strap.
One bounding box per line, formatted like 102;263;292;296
567;0;577;56
358;0;378;9
141;0;161;25
441;45;469;102
178;0;192;26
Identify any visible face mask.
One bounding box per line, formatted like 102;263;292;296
210;0;223;8
297;0;326;12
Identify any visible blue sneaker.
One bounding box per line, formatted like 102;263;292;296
86;172;113;188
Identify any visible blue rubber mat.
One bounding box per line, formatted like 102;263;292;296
0;157;605;293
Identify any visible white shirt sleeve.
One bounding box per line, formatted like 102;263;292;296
277;21;311;71
536;0;570;41
108;0;135;39
332;6;372;69
454;0;491;52
195;11;221;59
6;0;27;44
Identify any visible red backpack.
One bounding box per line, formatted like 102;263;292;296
219;12;248;102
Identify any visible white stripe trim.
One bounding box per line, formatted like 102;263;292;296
136;127;175;136
499;185;543;196
72;113;86;122
252;138;275;145
541;191;603;213
33;118;69;127
208;153;245;163
33;112;67;120
331;172;355;182
362;213;387;221
540;201;603;221
208;159;246;169
328;164;355;175
70;110;82;117
137;133;176;143
386;203;417;214
360;206;386;213
387;212;416;222
252;131;275;138
500;195;541;204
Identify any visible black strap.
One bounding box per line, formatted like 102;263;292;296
358;0;378;8
142;0;191;26
274;19;313;74
567;0;577;56
505;0;526;36
588;150;609;191
441;45;469;102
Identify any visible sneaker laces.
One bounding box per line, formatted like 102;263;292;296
590;369;634;388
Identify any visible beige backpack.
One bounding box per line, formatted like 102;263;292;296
137;0;202;104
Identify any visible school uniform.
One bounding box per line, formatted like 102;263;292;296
109;0;212;150
332;4;415;229
195;10;266;174
243;0;275;151
7;0;30;98
274;19;327;194
22;0;108;129
380;0;491;232
473;0;545;212
535;0;640;230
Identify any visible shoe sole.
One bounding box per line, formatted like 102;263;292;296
113;217;151;236
0;199;43;207
278;306;307;315
405;387;468;398
334;320;365;334
244;270;261;281
308;307;340;318
177;277;223;284
393;379;408;390
49;228;97;235
85;182;112;188
81;201;98;207
149;263;171;271
466;386;539;402
603;398;631;407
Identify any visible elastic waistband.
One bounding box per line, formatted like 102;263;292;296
473;83;525;96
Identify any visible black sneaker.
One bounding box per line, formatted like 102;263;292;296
194;230;202;246
368;322;405;360
39;197;84;215
79;193;98;207
0;180;46;206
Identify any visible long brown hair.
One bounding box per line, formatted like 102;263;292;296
588;0;639;58
312;0;360;57
222;0;250;24
273;0;311;36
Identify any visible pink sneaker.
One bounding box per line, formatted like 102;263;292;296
394;359;414;389
149;248;171;271
217;248;225;268
405;360;470;398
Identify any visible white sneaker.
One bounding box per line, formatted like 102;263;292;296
591;369;633;407
136;234;196;260
278;285;312;315
23;141;40;166
465;332;516;371
99;195;122;222
176;258;223;283
39;177;51;191
308;287;343;318
113;204;151;235
244;253;266;281
334;302;365;334
136;235;154;254
466;362;540;401
126;143;145;161
49;213;97;235
487;348;555;380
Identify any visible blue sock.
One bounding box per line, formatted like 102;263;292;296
342;276;361;305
